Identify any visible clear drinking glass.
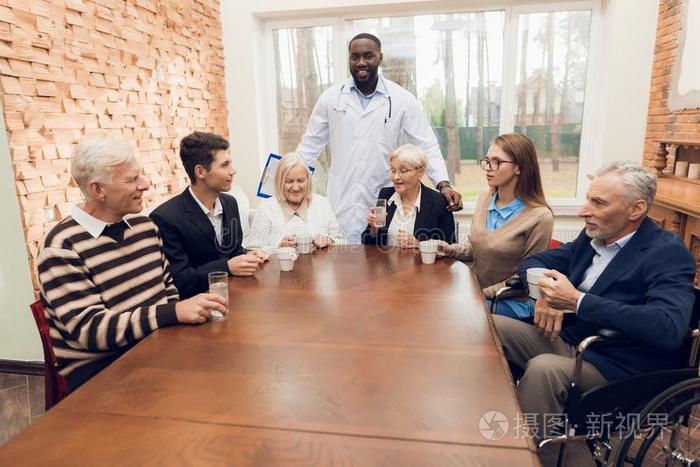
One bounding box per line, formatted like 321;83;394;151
207;271;228;320
375;199;387;228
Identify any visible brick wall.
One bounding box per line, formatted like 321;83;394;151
0;0;228;287
643;0;700;168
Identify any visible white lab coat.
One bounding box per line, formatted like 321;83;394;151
296;75;449;243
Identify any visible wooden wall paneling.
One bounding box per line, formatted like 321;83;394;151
683;216;700;285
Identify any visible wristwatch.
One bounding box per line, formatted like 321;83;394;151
436;181;452;191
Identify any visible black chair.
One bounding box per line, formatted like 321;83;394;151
531;286;700;466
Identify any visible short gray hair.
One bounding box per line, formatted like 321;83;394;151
595;160;656;213
72;139;136;199
388;144;428;169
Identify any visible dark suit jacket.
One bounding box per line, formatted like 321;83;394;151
361;183;456;245
519;217;696;381
150;188;246;299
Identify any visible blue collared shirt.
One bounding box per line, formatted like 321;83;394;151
485;193;530;318
350;75;387;110
486;193;526;231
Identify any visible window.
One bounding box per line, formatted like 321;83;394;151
513;10;592;199
346;12;505;202
265;2;599;206
271;26;335;194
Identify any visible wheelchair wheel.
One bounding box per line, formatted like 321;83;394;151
614;377;700;467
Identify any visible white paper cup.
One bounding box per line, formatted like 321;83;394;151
420;251;437;264
688;163;700;180
526;267;550;300
674;161;689;177
419;240;438;264
297;242;313;254
279;257;294;272
276;247;297;260
276;250;295;272
296;234;314;254
419;240;438;252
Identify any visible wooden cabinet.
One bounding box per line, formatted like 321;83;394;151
648;203;683;236
683;216;700;286
649;141;700;286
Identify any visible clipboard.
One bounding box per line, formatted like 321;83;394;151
256;153;315;199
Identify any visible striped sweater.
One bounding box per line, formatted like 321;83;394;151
37;215;180;390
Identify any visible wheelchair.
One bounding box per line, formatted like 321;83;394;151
492;280;700;466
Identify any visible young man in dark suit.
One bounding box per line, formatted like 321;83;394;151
150;132;266;298
494;161;696;440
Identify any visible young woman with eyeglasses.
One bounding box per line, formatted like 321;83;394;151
362;144;455;247
437;133;554;319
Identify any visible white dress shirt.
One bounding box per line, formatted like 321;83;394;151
70;204;132;239
386;188;421;247
189;186;224;245
575;230;637;311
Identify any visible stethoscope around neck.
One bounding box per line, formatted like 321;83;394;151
335;83;392;122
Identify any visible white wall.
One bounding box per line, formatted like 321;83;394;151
220;0;659;216
0;107;42;361
595;0;658;165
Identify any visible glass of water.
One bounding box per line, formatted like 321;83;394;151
374;199;387;228
207;271;228;320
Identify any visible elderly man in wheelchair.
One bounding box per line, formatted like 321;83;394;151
493;161;699;466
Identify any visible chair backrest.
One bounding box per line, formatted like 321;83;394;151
227;182;251;234
548;238;563;249
29;299;69;410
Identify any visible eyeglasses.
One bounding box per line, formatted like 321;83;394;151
479;159;516;171
388;167;420;176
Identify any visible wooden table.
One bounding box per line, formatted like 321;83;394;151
0;246;540;466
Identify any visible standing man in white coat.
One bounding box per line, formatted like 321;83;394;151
296;33;462;243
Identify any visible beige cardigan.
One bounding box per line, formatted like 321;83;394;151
451;191;554;298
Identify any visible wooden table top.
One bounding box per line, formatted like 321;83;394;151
0;246;539;466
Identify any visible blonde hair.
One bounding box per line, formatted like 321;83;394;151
275;152;313;202
388;144;427;169
72;139;136;199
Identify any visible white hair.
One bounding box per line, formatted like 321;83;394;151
595;160;657;213
275;152;313;202
388;144;428;169
71;139;136;199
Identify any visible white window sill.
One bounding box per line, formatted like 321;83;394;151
453;203;582;219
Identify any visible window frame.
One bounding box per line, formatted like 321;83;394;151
261;0;602;214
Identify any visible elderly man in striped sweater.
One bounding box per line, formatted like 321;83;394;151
37;139;228;392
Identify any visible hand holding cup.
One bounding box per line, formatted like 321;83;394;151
278;234;297;248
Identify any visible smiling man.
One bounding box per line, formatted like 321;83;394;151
37;139;228;391
150;132;265;299
296;33;462;243
493;160;696;440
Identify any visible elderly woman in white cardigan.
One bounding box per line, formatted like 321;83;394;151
246;152;344;252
